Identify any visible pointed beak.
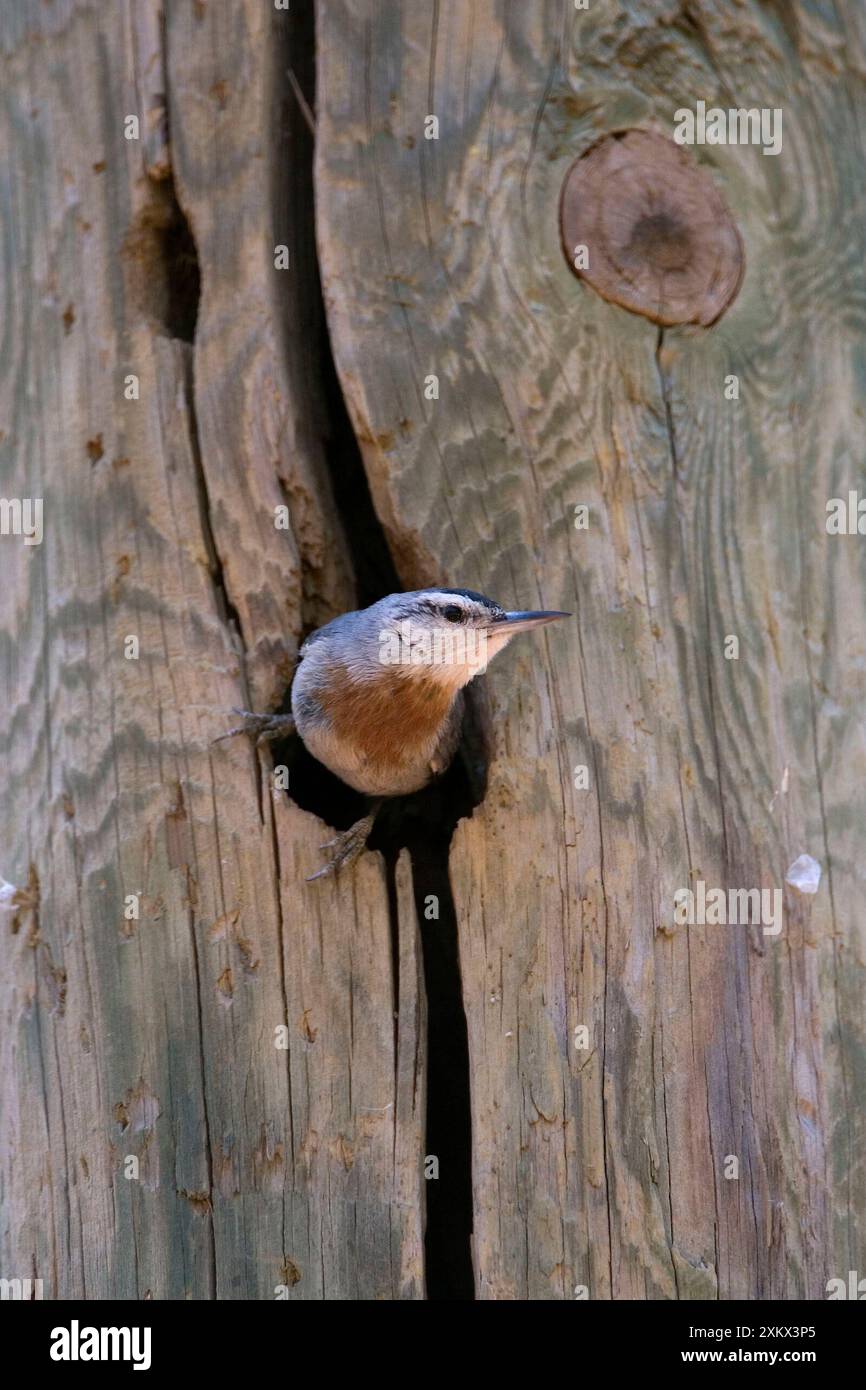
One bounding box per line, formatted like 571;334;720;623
490;609;571;636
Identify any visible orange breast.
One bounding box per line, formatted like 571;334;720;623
316;664;454;770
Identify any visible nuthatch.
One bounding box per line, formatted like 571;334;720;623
219;588;569;879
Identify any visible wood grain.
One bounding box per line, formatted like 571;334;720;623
0;0;424;1300
315;0;866;1297
2;0;864;1303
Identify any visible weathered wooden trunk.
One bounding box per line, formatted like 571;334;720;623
1;0;864;1300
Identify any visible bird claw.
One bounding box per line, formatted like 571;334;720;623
213;708;295;747
306;810;378;882
305;862;340;883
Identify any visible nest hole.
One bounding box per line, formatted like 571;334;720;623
271;677;491;859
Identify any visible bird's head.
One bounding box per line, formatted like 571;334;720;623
370;587;570;691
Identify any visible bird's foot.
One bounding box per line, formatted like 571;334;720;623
306;805;381;882
213;708;296;747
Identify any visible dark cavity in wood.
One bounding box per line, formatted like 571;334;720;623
121;168;201;342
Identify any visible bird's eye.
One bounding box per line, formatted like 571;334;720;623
442;604;464;623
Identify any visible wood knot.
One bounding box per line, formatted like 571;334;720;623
560;129;744;326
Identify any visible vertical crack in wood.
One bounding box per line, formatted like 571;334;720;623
385;858;401;1058
655;326;680;485
410;841;475;1300
184;893;218;1298
180;350;252;687
265;792;296;1182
